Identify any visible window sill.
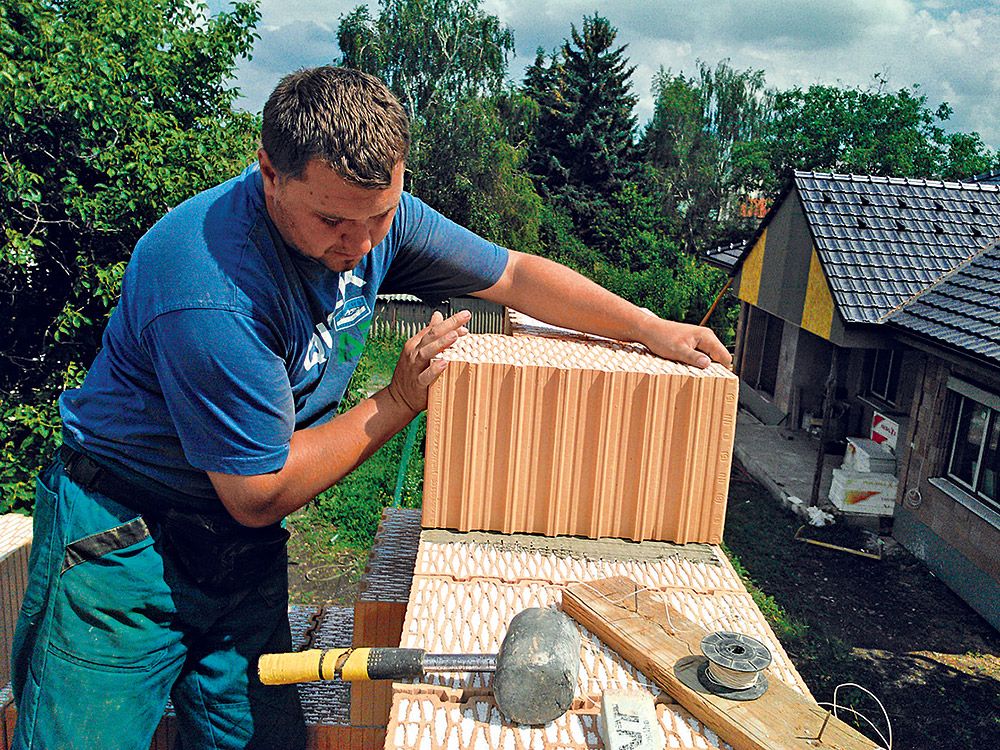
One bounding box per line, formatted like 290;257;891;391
928;477;1000;530
857;395;906;417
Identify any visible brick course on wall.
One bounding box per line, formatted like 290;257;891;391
423;334;738;544
352;509;423;730
0;514;32;690
385;530;810;750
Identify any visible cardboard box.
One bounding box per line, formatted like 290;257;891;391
830;469;898;516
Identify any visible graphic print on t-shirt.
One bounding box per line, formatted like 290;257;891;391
333;269;371;331
302;269;372;372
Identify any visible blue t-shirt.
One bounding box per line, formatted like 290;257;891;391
60;164;508;502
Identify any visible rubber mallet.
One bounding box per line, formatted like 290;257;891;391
258;607;581;725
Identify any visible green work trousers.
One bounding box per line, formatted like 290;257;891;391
10;456;306;749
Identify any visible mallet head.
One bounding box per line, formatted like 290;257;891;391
492;607;581;725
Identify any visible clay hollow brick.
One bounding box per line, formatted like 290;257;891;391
0;514;32;690
423;334;738;543
352;509;422;730
387;688;729;750
385;532;810;750
414;531;740;592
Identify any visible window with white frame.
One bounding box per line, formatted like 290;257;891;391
869;348;901;405
946;379;999;512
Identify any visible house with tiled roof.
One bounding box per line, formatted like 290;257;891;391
727;171;1000;630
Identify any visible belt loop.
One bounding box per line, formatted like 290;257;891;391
61;446;103;491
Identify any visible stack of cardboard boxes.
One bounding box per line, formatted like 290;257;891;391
830;437;898;516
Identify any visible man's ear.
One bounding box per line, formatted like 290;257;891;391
258;148;279;188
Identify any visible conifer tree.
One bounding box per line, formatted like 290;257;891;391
524;14;638;234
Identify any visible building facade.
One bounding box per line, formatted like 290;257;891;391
715;172;1000;629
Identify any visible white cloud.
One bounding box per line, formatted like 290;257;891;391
215;0;1000;149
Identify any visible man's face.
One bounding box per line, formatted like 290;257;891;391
258;149;404;272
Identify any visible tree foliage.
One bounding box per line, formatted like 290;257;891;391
524;14;638;237
0;0;260;510
643;61;774;252
338;0;513;126
752;78;998;196
338;0;540;250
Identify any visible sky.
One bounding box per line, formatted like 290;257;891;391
207;0;1000;149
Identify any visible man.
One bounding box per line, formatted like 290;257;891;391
11;67;730;749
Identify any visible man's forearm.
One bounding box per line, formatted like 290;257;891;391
209;386;417;527
480;252;652;341
476;251;731;368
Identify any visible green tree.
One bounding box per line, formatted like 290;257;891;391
414;93;543;253
338;0;513;127
0;0;260;511
338;0;541;250
755;79;998;196
524;14;638;235
642;61;774;253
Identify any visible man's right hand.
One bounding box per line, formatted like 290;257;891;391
385;309;471;414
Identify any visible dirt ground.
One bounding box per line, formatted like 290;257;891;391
285;467;1000;749
725;464;1000;749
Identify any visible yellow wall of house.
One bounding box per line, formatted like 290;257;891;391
737;229;766;305
800;247;834;339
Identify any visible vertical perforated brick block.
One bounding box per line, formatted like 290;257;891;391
351;509;421;730
423;335;738;543
0;514;32;689
1;683;15;750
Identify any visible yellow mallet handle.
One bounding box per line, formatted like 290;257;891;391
258;648;372;684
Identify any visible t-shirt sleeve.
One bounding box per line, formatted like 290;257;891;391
140;308;294;475
379;193;510;303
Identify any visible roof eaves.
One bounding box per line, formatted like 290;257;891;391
793;170;1000;194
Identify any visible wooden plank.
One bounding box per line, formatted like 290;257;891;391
561;577;877;750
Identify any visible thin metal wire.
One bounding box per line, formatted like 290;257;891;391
816;682;893;750
704;662;762;690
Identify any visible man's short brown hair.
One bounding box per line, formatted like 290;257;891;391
261;66;410;188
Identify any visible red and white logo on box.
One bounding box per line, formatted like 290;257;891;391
871;413;899;451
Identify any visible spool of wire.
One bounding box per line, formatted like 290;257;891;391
697;631;772;701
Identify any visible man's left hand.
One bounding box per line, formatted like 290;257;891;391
639;317;732;369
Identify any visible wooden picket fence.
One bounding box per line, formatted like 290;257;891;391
371;295;505;340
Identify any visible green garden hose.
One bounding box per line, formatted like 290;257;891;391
392;416;421;507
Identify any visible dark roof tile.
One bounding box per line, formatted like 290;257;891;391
889;241;1000;365
702;240;745;272
793;172;1000;325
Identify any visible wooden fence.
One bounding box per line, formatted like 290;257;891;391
371;295;505;340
